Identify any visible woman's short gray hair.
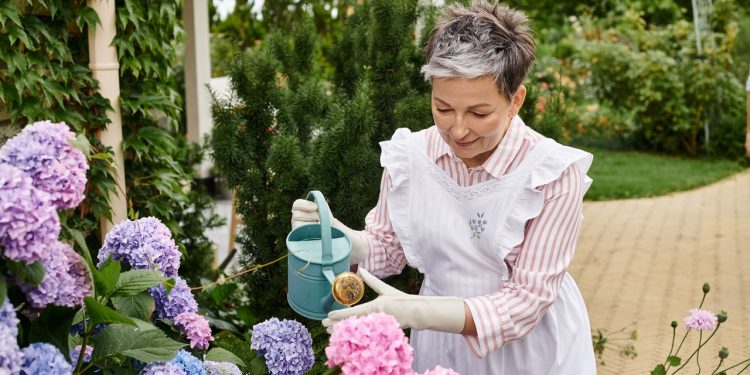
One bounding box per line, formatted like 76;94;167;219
421;1;536;100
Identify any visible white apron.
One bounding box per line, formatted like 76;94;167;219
380;128;596;374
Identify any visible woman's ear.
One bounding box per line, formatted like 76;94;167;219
510;85;527;117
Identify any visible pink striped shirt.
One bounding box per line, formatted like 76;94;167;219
359;120;586;355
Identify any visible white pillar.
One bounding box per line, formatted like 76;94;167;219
87;0;128;235
184;0;213;178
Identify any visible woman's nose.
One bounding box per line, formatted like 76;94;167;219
451;116;470;139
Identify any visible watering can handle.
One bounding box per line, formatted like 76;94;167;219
306;191;333;266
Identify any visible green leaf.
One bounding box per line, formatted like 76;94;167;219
667;355;681;366
235;305;258;327
91;323;186;363
204;315;239;334
209;283;238;306
0;276;6;303
29;306;78;360
76;6;101;31
250;356;270;375
95;257;122;297
69;229;96;270
112;269;163;296
69;133;92;159
84;297;136;327
205;347;246;367
650;364;666;375
111;292;155;321
7;260;45;286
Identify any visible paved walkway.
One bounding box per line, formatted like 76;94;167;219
570;169;750;374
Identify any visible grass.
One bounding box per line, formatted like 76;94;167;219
581;147;747;201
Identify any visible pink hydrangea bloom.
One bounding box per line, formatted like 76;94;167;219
683;309;718;331
421;366;460;375
325;313;413;375
174;312;213;349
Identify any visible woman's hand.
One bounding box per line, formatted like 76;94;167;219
323;268;469;335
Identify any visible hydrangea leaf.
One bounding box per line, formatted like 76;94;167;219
111;292;155;321
28;305;78;361
84;296;136;327
205;347;246;367
112;270;163;296
91;323;186;363
0;276;6;303
96;256;122;297
7;259;45;286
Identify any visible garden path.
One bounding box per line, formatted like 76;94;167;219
571;169;750;374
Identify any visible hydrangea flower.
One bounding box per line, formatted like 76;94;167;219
251;318;314;375
174;312;213;350
20;343;73;375
325;313;413;375
169;350;206;375
19;241;92;308
421;366;460;375
150;276;198;321
0;120;89;209
202;361;242;375
683;308;718;331
69;344;93;365
140;362;187;375
98;217;181;277
0;299;22;374
0;164;60;263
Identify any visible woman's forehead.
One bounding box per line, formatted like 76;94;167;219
431;76;507;106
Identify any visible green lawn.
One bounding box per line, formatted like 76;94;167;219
581;147;747;201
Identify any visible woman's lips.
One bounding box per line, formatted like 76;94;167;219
453;138;478;148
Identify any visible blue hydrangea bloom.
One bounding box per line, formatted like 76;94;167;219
140;362;186;375
0;299;22;373
0;120;89;209
0;164;60;263
20;343;73;375
19;241;92;308
202;361;242;375
169;350;206;375
0;298;19;336
97;217;181;277
149;276;198;321
251;318;314;375
69;345;93;365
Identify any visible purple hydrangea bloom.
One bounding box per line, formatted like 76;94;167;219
20;343;73;374
0;299;22;373
149;276;198;321
19;241;92;308
202;361;242;375
174;312;213;350
251;318;314;375
97;217;181;277
0;164;60;263
169;350;206;375
69;345;93;365
0;120;89;209
140;362;187;375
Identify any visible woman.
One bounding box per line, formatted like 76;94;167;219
291;2;596;373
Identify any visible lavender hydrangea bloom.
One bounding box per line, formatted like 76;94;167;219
149;276;198;321
97;217;181;277
140;362;187;375
251;318;314;375
20;343;73;375
169;350;206;375
0;164;60;263
19;241;92;308
202;361;242;375
69;345;93;365
0;120;89;209
0;299;22;373
174;312;213;350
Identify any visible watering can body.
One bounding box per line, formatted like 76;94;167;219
286;191;352;320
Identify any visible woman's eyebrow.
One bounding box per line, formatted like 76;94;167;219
433;97;493;109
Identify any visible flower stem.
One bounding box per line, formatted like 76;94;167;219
696;332;702;373
710;358;724;375
671;324;721;374
74;314;91;375
664;324;678;367
666;329;691;370
715;357;750;374
737;360;750;374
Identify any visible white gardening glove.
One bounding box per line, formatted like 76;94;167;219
322;268;466;334
291;199;370;264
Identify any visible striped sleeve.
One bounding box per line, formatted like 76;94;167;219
463;163;586;357
358;169;408;277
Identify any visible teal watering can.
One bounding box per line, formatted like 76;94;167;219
286;191;363;320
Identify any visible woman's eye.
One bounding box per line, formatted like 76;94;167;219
437;108;453;113
473;112;490;118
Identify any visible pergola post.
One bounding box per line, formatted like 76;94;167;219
183;0;213;179
87;0;128;236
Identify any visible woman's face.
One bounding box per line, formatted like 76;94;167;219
431;76;526;168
